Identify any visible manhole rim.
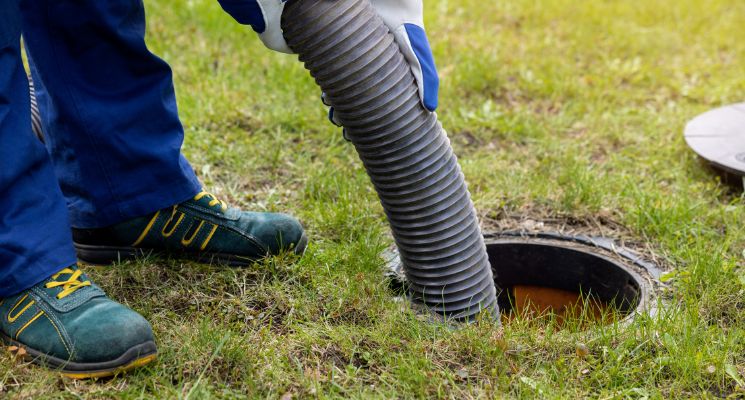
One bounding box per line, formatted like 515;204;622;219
386;231;661;324
482;237;653;324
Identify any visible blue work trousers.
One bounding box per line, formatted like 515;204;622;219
0;0;202;296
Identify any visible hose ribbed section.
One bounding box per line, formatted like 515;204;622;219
282;0;498;320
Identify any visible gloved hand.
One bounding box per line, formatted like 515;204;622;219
217;0;292;54
370;0;439;112
325;0;439;131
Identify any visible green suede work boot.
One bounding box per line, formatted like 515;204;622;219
0;266;157;378
73;191;308;266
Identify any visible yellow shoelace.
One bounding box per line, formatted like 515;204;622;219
45;268;92;299
194;190;228;212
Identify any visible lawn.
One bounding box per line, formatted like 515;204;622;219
4;0;745;398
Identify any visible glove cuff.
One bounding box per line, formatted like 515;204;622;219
258;0;293;53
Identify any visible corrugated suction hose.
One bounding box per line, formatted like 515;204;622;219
282;0;498;320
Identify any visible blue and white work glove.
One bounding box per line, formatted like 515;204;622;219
371;0;439;112
217;0;293;53
326;0;440;129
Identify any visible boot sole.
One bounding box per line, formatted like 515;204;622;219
2;334;157;379
74;233;309;267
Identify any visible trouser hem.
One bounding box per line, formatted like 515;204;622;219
0;245;77;298
69;174;202;229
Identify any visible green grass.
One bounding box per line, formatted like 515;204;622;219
5;0;745;398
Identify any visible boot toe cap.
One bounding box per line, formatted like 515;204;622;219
66;299;155;363
249;213;307;255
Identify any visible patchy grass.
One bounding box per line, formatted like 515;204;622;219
5;0;745;398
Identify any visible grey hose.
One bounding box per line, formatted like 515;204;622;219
282;0;498;320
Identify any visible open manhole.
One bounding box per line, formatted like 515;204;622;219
386;232;658;324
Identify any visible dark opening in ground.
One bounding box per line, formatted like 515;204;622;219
385;232;655;324
487;240;643;324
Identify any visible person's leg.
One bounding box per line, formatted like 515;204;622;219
20;0;306;265
19;0;202;229
0;0;74;297
0;0;157;378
